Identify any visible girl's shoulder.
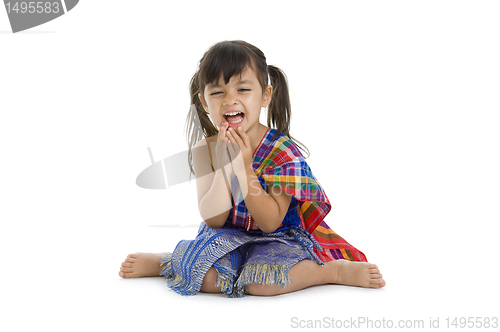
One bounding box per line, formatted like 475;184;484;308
193;135;217;149
204;135;217;144
194;136;209;146
193;136;216;171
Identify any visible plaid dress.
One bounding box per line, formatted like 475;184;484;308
160;128;367;297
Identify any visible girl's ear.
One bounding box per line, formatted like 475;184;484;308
198;93;209;113
262;85;273;108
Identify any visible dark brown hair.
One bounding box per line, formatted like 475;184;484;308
186;40;309;175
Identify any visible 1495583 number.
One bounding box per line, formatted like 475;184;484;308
5;2;60;14
446;317;498;329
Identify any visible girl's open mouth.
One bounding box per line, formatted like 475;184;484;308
224;112;244;127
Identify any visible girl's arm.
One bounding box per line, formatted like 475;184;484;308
239;166;292;233
226;127;292;233
192;138;232;229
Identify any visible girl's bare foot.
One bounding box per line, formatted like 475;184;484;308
118;252;169;278
328;260;386;288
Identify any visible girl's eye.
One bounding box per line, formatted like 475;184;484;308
239;89;250;92
210;91;222;96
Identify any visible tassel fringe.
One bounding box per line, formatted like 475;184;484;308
233;264;291;298
159;253;198;296
214;263;237;297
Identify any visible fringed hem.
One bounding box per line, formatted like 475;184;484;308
213;263;237;298
233;263;291;298
159;253;198;296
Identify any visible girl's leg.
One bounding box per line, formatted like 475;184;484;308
118;252;168;278
245;259;385;296
118;253;386;296
119;252;223;294
199;266;222;293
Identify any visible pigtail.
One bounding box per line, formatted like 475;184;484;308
267;65;291;141
186;71;218;176
267;65;310;158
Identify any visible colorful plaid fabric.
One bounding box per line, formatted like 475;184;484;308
228;128;367;262
227;175;262;230
253;129;331;231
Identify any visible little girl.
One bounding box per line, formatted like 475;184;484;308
119;40;385;297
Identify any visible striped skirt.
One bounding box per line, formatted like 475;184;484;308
159;222;325;298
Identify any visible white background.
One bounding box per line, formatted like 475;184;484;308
1;1;499;331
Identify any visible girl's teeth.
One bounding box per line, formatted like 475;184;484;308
229;117;243;124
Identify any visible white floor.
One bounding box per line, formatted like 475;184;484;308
3;222;495;332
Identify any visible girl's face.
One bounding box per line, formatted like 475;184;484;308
199;67;272;133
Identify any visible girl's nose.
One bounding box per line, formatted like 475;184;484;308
222;91;239;106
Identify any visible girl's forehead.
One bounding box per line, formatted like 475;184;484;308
208;67;259;87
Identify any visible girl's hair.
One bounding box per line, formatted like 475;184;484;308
186;40;309;175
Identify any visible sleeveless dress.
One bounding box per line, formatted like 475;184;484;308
159;128;367;298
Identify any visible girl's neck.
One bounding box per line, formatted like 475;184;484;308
247;122;269;154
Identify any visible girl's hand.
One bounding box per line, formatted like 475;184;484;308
213;121;233;175
225;126;253;178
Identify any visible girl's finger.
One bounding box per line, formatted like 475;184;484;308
227;127;244;146
225;129;237;149
237;126;250;147
219;122;226;137
225;130;240;159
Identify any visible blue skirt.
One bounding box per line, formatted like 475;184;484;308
159;222;324;298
